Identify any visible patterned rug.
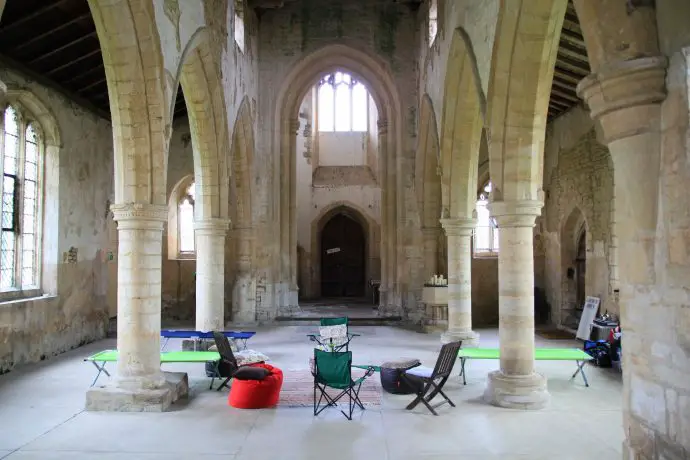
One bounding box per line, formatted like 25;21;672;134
277;368;382;408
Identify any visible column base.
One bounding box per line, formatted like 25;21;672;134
85;372;188;412
483;370;550;410
441;329;479;347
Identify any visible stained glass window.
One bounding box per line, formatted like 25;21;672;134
1;106;43;290
317;72;369;133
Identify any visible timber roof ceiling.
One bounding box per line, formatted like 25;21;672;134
0;0;588;123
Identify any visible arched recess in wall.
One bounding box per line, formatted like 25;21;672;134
229;97;255;275
274;43;403;300
4;89;61;295
439;28;485;219
89;0;171;205
178;35;229;221
560;206;588;330
485;0;567;203
415;94;444;277
310;201;380;299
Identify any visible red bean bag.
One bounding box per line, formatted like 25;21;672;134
228;363;283;409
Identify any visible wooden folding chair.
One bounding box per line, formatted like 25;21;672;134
401;341;462;415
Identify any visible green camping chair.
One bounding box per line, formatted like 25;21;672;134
312;349;375;420
307;316;360;352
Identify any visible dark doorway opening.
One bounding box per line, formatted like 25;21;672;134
575;230;587;310
320;213;366;298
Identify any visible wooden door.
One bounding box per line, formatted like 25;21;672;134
320;213;365;298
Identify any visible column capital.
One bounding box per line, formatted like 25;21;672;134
194;218;230;235
111;202;167;229
377;119;388;135
488;200;542;228
440;218;475;237
577;56;667;143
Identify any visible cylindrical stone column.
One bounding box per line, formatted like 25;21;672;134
577;56;667;458
111;203;168;390
484;200;549;410
195;219;230;332
288;118;300;307
378;119;396;314
440;218;479;346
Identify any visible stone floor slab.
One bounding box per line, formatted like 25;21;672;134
0;325;625;459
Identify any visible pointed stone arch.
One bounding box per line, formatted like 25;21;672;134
486;0;567;203
274;43;403;313
89;0;171;205
560;206;588;329
439;28;485;219
230;97;255;232
178;34;229;221
415;94;443;279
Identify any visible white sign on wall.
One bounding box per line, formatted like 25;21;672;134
326;247;341;254
576;296;601;341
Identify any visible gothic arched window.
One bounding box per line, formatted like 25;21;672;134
1;105;43;290
317;72;369;133
474;181;499;256
178;181;195;254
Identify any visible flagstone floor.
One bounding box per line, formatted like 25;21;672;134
0;325;623;459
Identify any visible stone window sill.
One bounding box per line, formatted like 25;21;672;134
0;293;57;308
473;253;499;259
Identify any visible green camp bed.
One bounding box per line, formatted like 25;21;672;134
457;347;594;387
84;350;221;387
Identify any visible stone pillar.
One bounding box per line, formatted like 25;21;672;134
577;56;667;459
440;218;479;347
232;226;257;323
195;219;230;332
288;118;300;307
484;200;549;410
86;203;178;411
378;119;396;313
421;227;439;279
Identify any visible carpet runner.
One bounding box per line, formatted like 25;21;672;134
277;368;382;408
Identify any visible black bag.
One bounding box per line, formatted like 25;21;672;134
584;340;612;368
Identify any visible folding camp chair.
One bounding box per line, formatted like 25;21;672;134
401;340;462;416
209;331;241;391
307;317;360;352
312;349;375;420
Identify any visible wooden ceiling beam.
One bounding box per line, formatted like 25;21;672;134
0;0;72;35
46;48;101;76
551;88;579;103
62;64;104;85
77;78;107;94
29;31;98;65
14;12;92;52
550;94;574;108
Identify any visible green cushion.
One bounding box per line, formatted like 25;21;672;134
86;350;221;363
457;348;592;361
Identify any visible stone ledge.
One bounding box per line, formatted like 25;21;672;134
85;372;188;412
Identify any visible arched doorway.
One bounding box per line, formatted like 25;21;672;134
320;213;366;298
575;229;587;311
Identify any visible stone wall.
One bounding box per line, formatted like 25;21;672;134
539;107;616;328
0;68;113;373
